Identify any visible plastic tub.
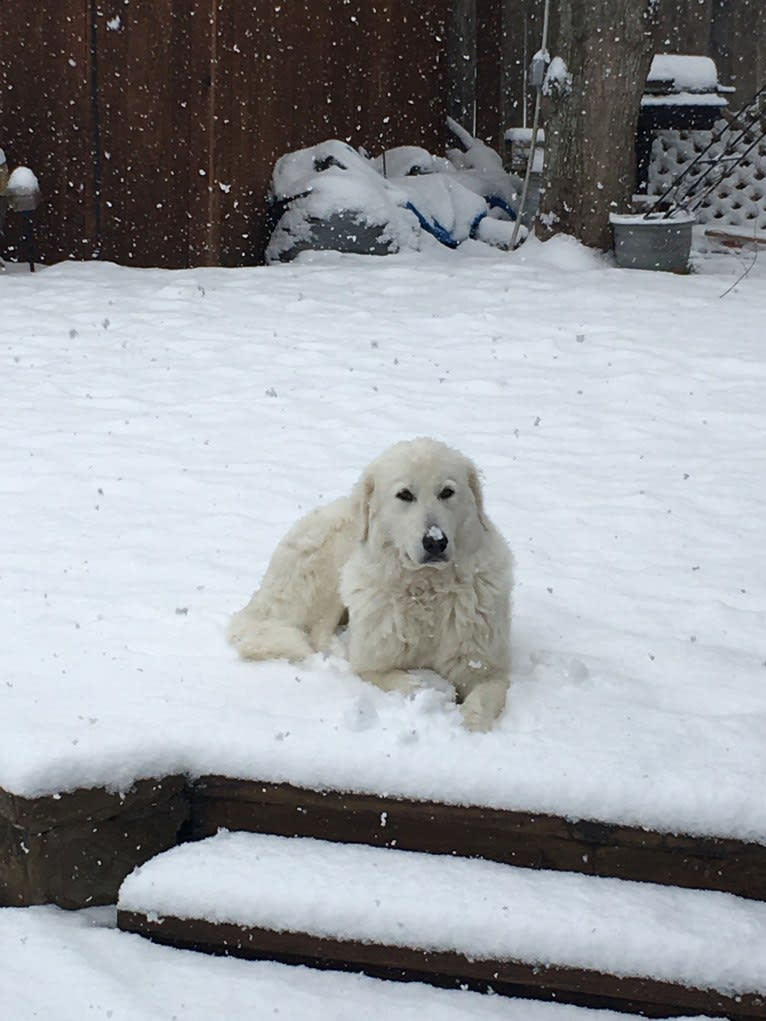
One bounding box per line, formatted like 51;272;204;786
610;212;695;272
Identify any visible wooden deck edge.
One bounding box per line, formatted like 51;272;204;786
117;909;766;1020
704;228;766;249
189;777;766;900
0;775;187;831
3;771;765;906
0;785;190;908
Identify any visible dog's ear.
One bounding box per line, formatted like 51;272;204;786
351;471;374;542
468;465;490;531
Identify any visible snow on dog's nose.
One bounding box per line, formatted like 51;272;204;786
422;524;449;562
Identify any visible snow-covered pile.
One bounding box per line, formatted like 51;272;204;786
266;124;522;261
1;240;765;844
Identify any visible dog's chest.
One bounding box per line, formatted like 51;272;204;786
388;572;486;655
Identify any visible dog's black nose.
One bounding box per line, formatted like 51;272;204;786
422;529;448;558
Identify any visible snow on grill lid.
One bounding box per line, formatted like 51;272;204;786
647;54;719;94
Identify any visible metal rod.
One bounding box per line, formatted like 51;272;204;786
510;0;551;249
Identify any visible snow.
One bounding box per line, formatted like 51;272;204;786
641;93;727;108
118;830;766;996
5;166;40;193
1;239;766;848
542;57;571;97
608;212;697;225
505;129;546;144
647;55;720;94
1;907;709;1021
643;55;726;107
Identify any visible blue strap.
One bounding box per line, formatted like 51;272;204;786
469;210;487;239
486;195;518;220
405;201;459;248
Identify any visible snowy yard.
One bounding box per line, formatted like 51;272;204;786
2;233;766;1017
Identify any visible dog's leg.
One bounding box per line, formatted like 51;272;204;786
227;614;315;662
308;600;346;653
360;669;418;695
460;677;508;731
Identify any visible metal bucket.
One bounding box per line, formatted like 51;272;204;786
610;212;694;272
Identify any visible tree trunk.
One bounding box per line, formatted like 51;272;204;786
537;0;660;250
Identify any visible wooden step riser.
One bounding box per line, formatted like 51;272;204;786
191;778;766;901
117;909;766;1021
3;773;766;908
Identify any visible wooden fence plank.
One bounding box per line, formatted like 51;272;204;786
95;0;194;266
0;0;95;262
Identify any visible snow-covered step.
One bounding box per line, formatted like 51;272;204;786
118;831;766;1019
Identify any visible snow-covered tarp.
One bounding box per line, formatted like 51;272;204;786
266;127;523;261
1;238;765;844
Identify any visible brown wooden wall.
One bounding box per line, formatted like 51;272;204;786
0;1;448;267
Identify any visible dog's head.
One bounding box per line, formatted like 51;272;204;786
351;438;489;570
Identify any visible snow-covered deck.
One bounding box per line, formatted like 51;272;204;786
3;243;766;845
2;228;766;1021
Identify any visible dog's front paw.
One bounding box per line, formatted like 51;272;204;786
460;700;495;732
361;669;418;696
460;679;508;731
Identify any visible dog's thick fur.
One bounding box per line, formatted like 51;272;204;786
228;438;513;730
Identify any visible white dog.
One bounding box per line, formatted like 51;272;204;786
228;438;513;730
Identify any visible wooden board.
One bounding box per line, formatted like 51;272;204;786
118;908;766;1020
704;228;766;250
0;775;186;831
4;770;766;908
190;776;766;900
0;776;188;908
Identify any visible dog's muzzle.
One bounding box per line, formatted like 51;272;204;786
422;526;449;563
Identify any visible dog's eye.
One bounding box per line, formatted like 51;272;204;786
439;486;455;500
396;488;415;502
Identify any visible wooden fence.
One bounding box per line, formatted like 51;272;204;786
0;0;449;267
2;0;762;267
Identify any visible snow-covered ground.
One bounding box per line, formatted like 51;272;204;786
3;233;765;836
1;233;765;1017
